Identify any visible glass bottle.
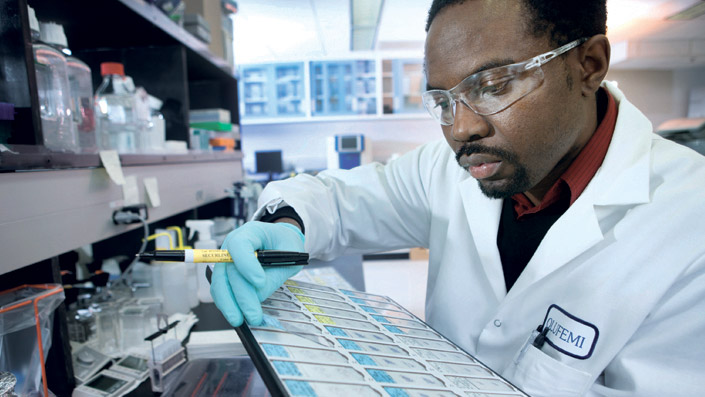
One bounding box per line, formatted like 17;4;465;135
66;57;97;152
40;21;98;152
30;15;78;152
94;62;138;153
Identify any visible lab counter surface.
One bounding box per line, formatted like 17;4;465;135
125;255;365;395
129;302;267;396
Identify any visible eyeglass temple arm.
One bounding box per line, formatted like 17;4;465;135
526;37;589;69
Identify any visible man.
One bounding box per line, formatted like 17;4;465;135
211;0;705;395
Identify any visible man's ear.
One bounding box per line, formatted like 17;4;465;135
577;35;610;97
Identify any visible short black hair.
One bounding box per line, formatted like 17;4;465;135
425;0;607;46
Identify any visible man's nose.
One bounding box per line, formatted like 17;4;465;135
450;101;491;142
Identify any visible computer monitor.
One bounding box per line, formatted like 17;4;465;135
255;150;284;180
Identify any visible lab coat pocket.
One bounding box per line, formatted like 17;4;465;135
506;342;592;397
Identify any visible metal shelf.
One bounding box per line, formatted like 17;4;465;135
0;151;243;274
2;0;239;148
32;0;233;79
0;0;245;272
0;145;243;171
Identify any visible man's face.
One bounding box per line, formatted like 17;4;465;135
425;0;590;200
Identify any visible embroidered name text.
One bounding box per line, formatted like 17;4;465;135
545;317;586;349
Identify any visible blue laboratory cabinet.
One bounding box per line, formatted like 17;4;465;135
382;59;426;114
310;60;376;116
239;62;305;119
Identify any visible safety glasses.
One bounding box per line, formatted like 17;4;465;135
422;38;588;125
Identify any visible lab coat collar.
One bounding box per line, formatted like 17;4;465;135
509;81;654;296
590;81;652;207
461;81;654;300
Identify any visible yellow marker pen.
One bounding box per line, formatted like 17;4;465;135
137;249;309;265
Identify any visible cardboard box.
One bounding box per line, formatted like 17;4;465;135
183;0;225;60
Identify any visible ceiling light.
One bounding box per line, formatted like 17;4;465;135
667;1;705;20
350;0;385;51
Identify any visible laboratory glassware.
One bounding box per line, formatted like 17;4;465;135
67;57;97;152
94;62;139;153
31;19;78;152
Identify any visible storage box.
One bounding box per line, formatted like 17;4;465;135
189;108;231;124
0;284;65;396
183;0;225;60
183;13;211;43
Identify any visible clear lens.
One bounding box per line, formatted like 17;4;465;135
422;37;589;125
468;65;544;116
422;64;544;125
422;91;454;126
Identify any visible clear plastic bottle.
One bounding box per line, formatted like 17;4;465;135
134;87;152;152
139;95;166;153
94;62;138;153
66;57;97;152
38;20;97;152
149;108;166;153
30;15;78;152
186;220;216;303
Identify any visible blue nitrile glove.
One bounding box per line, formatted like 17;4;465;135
211;221;305;327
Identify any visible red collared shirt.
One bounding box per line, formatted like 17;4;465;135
512;89;618;219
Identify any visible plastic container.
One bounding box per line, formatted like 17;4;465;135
149;228;192;314
94;302;121;356
188;128;211;150
185;262;199;309
66;307;96;343
119;305;149;354
136;296;163;336
165;226;199;309
134;87;152;152
209;137;235;151
186;220;216;303
66;57;97;152
94;62;138;153
38;20;97;152
32;19;78;152
160;263;191;315
130;260;157;298
0;284;65;397
147;96;165;152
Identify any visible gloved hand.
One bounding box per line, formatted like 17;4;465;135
211;221;305;326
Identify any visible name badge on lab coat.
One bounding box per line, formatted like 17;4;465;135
541;304;599;359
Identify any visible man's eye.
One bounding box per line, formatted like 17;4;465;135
480;81;509;96
436;99;451;110
479;76;513;97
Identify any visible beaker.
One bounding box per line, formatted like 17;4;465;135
94;303;120;356
120;305;148;354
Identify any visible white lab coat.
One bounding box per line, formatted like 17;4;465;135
254;81;705;396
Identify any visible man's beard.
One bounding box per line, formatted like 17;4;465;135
455;143;531;199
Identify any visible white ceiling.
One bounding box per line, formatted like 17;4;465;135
232;0;705;70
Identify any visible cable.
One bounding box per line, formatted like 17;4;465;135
110;212;149;288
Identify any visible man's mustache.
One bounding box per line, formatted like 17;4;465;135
455;144;519;164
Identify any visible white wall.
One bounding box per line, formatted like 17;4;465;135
606;65;705;129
